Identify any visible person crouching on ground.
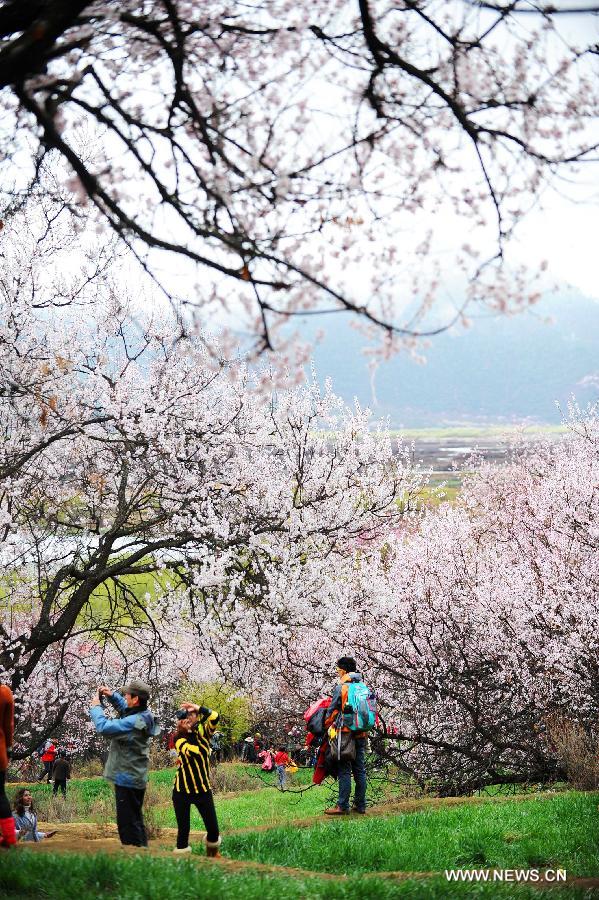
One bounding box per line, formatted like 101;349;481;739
13;789;56;841
274;746;292;790
89;679;159;848
172;702;221;858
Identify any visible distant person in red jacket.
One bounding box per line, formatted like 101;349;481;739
0;684;17;848
39;740;57;783
274;747;292;789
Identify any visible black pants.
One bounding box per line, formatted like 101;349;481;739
172;789;219;848
114;785;147;846
53;778;67;797
39;761;52;782
0;770;11;819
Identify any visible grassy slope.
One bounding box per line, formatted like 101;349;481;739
222;792;599;877
1;852;583;900
21;770;580;837
3;781;597;899
152;764;336;830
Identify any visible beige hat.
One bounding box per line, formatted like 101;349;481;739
121;678;151;699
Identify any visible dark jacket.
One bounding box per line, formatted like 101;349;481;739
90;691;160;789
52;758;71;781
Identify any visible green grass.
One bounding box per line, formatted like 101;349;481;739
414;483;462;506
221;793;599;877
0;852;591;900
17;768;578;840
21;775;113;818
20;765;339;831
0;563;173;624
184;782;330;832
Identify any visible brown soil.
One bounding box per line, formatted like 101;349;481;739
15;822;355;881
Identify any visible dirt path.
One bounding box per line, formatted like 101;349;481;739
17;827;595;892
27;789;565;849
12;823;435;885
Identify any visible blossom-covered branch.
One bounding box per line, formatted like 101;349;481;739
2;1;597;353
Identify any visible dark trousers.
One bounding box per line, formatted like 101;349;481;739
172;789;219;849
0;770;11;819
114;785;147;846
39;761;53;782
338;737;367;811
53;778;67;797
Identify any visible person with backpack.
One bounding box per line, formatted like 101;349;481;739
323;656;374;816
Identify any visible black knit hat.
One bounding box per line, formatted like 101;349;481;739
336;656;356;673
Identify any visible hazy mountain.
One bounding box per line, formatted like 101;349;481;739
296;293;599;427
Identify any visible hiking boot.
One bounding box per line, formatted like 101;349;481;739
324;806;349;815
206;837;221;858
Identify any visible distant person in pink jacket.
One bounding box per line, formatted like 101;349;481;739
274;747;292;789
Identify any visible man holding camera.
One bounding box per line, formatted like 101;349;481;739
90;679;160;847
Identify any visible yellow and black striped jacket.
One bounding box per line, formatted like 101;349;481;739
173;709;219;795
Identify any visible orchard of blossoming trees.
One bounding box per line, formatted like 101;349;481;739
213;408;599;793
1;1;599;355
2;203;598;787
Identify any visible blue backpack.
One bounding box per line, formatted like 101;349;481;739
343;681;377;732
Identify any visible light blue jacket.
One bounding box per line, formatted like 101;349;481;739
90;691;160;789
14;810;44;842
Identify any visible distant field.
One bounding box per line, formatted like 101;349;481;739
393;424;567;489
392;424;568;441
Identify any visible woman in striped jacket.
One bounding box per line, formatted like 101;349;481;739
172;702;221;857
